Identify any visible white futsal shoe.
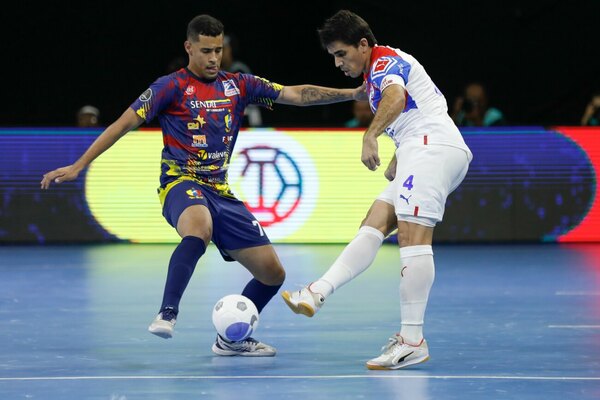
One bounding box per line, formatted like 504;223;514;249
281;284;325;317
212;334;276;357
148;307;177;339
366;334;429;370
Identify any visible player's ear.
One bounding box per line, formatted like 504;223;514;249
358;38;369;53
184;40;193;56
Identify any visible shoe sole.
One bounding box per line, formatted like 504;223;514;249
148;327;173;339
281;291;315;317
366;355;430;370
211;344;276;357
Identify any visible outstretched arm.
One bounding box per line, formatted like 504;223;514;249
361;85;405;170
275;83;366;106
41;108;143;189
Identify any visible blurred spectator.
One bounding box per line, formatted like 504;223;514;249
581;92;600;126
451;82;506;127
222;34;262;127
76;105;100;127
345;100;374;127
222;34;252;74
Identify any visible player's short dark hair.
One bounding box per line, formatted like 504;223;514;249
317;10;377;48
187;15;224;40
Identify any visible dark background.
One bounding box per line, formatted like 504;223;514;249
4;0;599;127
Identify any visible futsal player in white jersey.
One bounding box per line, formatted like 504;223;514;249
282;10;473;370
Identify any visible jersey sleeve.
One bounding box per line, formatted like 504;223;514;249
370;56;412;92
239;74;283;109
129;75;178;122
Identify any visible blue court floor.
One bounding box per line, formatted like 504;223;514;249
0;243;599;399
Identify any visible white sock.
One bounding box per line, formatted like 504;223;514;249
399;245;435;345
311;226;385;297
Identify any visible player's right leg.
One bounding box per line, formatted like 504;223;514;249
149;182;213;339
282;199;397;317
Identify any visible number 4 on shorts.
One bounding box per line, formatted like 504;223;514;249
403;175;414;190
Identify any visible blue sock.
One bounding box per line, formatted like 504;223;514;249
160;236;206;313
241;278;282;313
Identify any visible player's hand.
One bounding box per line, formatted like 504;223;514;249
353;82;368;101
40;165;81;189
361;136;380;171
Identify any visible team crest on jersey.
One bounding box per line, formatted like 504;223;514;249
186;188;204;200
222;79;240;97
223;135;233;144
185;85;196;96
192;135;208;148
371;57;398;79
139;89;152;102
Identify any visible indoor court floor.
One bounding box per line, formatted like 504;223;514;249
0;243;599;399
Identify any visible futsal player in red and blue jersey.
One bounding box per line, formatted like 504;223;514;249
41;14;364;356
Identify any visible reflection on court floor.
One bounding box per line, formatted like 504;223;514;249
0;244;599;399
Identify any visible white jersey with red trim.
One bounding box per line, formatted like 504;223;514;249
365;45;470;155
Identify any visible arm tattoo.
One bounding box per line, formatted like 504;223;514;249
300;87;349;105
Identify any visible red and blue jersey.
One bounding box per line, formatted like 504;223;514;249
130;68;282;193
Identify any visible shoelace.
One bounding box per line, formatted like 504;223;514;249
219;335;259;350
381;336;400;352
161;308;177;322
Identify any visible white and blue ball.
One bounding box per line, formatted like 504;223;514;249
212;294;259;342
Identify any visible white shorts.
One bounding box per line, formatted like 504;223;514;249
377;137;471;226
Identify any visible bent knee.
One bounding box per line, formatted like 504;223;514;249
180;228;212;244
262;265;286;286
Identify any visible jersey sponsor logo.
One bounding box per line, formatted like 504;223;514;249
223;135;233;144
381;75;399;91
194;115;206;127
192;135;208;148
188;116;206;130
197;149;228;160
224;112;232;133
222;79;240;97
139;89;152;102
186;188;204;199
189;99;232;109
185;85;196;96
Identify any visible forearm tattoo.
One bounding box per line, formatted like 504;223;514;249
300;87;350;105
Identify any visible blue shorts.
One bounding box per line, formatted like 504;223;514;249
161;180;271;261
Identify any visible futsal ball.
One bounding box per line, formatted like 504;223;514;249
212;294;259;342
